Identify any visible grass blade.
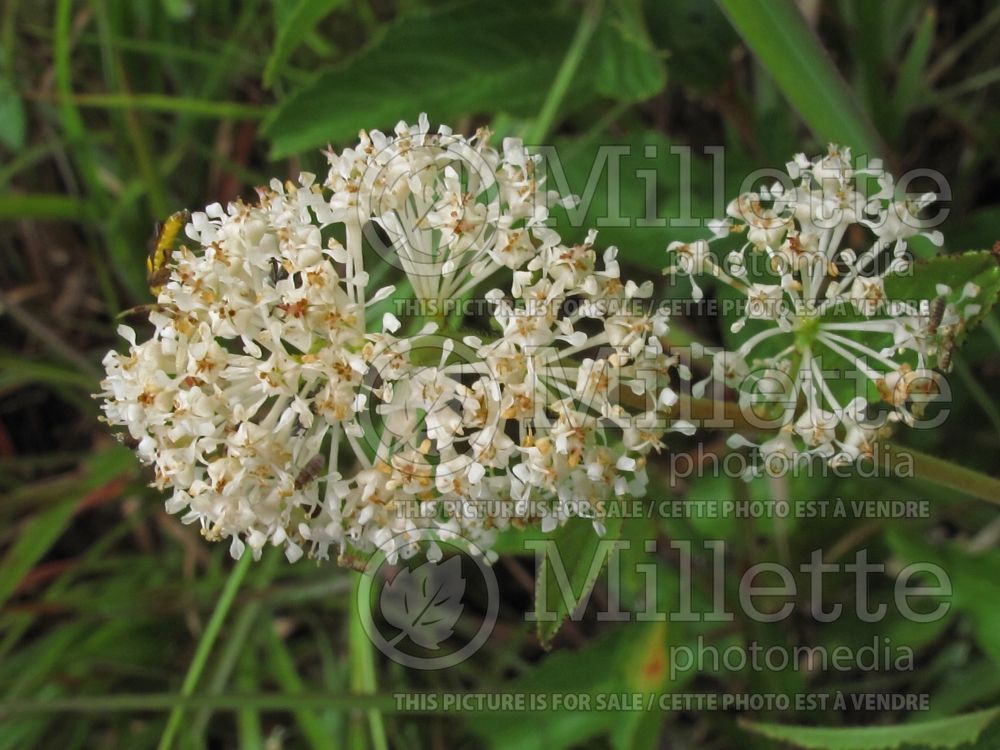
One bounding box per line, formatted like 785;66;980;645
350;572;388;750
57;93;266;119
0;446;134;611
261;623;330;749
0;193;84;220
716;0;887;159
157;552;253;750
263;0;346;87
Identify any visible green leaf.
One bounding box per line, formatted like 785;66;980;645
646;0;736;90
740;707;1000;750
0;77;26;151
534;516;624;649
263;0;346;88
260;623;330;750
891;8;936;131
887;530;1000;668
263;5;584;157
0;193;85;220
545;132;715;271
471;624;662;750
611;619;669;750
716;0;887;159
594;1;667;102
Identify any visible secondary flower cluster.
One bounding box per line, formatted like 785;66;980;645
323;113;571;307
99;117;683;564
666;145;978;471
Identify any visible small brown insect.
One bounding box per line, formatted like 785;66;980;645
927;296;947;335
938;329;956;372
117;433;140;449
336;551;369;573
294;454;325;490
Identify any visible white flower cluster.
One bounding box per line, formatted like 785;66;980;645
666;145;982;470
324;113;571;307
100;117;683;564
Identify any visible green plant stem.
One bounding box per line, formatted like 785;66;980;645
678;396;1000;505
235;655;264;750
261;622;330;749
0;192;84;219
952;356;1000;441
93;2;169;219
524;0;603;145
882;443;1000;507
0;693;397;713
983;315;1000;350
350;572;388;750
158;552;253;750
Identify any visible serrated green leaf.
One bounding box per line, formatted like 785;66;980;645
886;250;1000;360
263;0;346;87
594;1;667;102
886;251;1000;330
263;5;585;157
534;516;624;649
741;707;1000;750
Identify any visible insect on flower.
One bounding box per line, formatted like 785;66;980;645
926;296;947;336
146;209;190;295
937;329;956;372
98;117;686;565
294;454;326;490
270;257;290;285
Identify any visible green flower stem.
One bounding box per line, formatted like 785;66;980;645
679;396;761;433
524;0;603;145
350;572;389;750
681;397;1000;505
881;442;1000;507
158;551;253;750
952;356;1000;440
